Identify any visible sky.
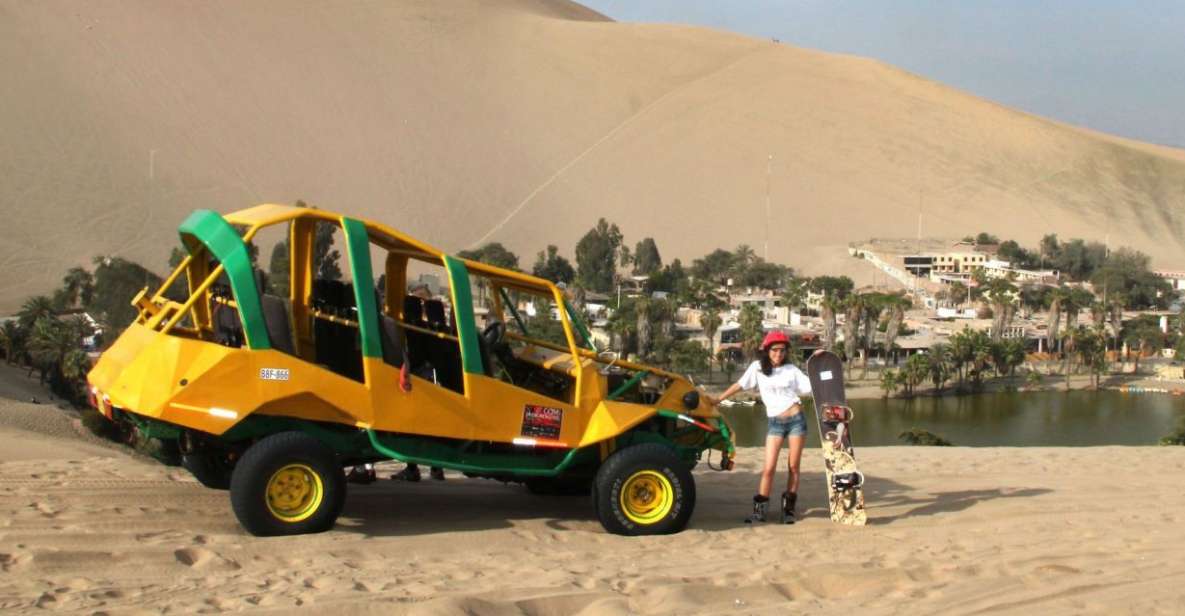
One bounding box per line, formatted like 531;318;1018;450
580;1;1185;148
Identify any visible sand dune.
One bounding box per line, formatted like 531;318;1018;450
2;0;1183;312
1;400;1183;614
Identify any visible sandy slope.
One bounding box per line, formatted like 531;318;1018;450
1;396;1183;614
2;0;1184;313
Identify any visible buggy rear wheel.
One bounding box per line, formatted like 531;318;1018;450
230;432;346;536
593;443;695;536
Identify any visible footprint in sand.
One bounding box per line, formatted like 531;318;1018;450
0;551;32;572
32;501;60;517
1034;564;1082;575
174;547;241;572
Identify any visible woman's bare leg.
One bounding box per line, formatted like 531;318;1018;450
785;435;806;494
759;434;784;497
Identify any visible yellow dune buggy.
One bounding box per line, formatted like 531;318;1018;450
87;205;734;536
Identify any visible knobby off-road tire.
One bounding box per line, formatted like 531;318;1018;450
230;432;346;536
593;443;695;536
181;451;234;490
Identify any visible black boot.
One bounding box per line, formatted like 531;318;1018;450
781;492;797;524
744;494;769;524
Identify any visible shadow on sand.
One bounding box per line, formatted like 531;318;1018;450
335;464;1053;537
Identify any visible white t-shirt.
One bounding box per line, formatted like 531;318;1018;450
737;361;812;417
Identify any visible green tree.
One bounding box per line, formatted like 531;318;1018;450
737;261;790;290
881;293;911;366
811;276;853;352
701;307;722;377
532;245;575;284
1055;239;1107;281
0;321;24;364
975;232;1000;245
690;249;736;286
459;242;521;307
841;294;863;377
901;353;930;397
313;223;342;282
28;316;91;392
669;339;709;374
458;242;520;271
983;276;1019;342
899;428;953;446
18;295;56;330
632;238;662;275
781;277;810;313
948;281;969;306
1123;316;1164;374
738;303;764;360
880;369;900;398
927;343;953;393
859;293;890;378
268;239;290;298
57;267;95;310
731;244;757;281
1091;247;1173;309
575;218;624;293
1025;369;1043;390
990;338;1026;378
1072;327;1107;389
86;257;163;336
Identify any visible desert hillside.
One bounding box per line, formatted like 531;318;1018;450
2;0;1183;312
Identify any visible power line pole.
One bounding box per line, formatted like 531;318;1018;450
764;154;772;262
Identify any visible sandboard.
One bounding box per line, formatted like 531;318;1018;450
805;351;867;526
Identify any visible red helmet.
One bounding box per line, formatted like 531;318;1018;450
761;330;790;350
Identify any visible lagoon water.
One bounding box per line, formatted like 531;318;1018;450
722;391;1185;447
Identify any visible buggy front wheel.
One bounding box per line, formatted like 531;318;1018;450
229;432;346;536
593;443;695;536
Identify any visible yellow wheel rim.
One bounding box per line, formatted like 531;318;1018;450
265;464;324;523
619;470;674;525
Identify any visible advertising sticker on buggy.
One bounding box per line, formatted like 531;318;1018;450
521;405;563;439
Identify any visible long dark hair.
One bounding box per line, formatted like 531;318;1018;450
759;344;789;376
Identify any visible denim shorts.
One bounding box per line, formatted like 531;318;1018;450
768;412;808;438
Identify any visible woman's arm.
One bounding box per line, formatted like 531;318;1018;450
709;382;744;406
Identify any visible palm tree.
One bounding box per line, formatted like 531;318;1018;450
859;293;886;379
701;308;722;378
879;369;900;398
59;266;95;310
901;353;930;397
28;316;88;387
738;303;764;360
881;294;910;367
0;321;23;365
635;297;653;361
948;281;969;307
18;295;56;330
984;276;1018;342
949;328;974;390
927;343;953;393
781;277;809;313
820;298;838;352
1124;318;1164;375
1044;288;1063;355
1106;293;1127;360
969;332;993;391
841;294;863;378
1072;328;1106;389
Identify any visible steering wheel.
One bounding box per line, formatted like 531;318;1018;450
481;320;506;348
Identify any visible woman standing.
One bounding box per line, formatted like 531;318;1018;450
711;331;817;523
